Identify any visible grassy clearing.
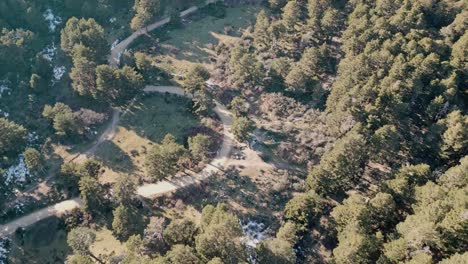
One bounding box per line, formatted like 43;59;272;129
95;93;200;183
148;5;261;74
8;217;70;264
90;227;126;258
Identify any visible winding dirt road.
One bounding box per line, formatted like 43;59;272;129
0;0;229;236
0;86;233;236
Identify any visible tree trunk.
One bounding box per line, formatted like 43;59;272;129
89;253;105;264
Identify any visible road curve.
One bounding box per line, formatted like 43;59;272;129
0;86;233;236
0;0;225;236
0;0;224;237
5;0;219;203
0;198;82;236
138;86;234;197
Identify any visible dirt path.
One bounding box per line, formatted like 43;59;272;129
5;0;218;206
138;86;234;197
0;86;232;236
0;0;248;237
0;198;82;236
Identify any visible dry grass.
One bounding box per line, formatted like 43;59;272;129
152;5;261;74
90;227;126;257
94;93;200;183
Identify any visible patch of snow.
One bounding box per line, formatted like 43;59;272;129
43;9;62;32
4;156;30;186
53;66;66;81
13;203;26;214
109;17;117;23
42;42;57;61
242;220;268;247
28;132;39;146
0;85;10;98
117;51;122;63
0;109;9;118
111;39;119;50
0;238;10;264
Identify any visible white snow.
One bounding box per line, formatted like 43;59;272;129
111;39;119;50
0;109;9;118
53;66;66;81
117;51;122;63
242;221;268;247
42;42;57;61
4;156;30;186
109;17;117;23
28;132;39;146
43;9;62;32
0;238;9;264
0;85;10;98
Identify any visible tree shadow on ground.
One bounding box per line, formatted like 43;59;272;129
8;216;70;264
165;166;268;213
120;93;199;144
93;141;136;174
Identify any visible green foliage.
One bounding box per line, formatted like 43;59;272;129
283;192;322;229
438;156;467;188
229;96;248;117
79;176;108;215
307;126;368;195
164;244;200;264
67;255;94;264
229;46;264;87
384;163;431;204
188;134;213;162
67;227;102;263
112;203;145;241
192;90;215;116
183;64;210;95
29;73;45;91
439;252;468;264
276;222;299;245
284;44;331;101
231;116;254;142
0;118;27;162
23;148;44;175
59;160;102;194
196;204;246;263
95;65;145;107
282;1;301;31
438;110;467;160
331;193;368;233
164;218;197;246
365;192;397;231
60;17;108;63
131;0;161;30
42;103;83;137
256;238;296;264
207;257;224;264
253;10;271;51
268;0;287;11
59;162;83;192
70;56;97;96
201;2;227;18
113;174;137;204
332;227;381;264
0;28;37;77
369;125;401;165
145;134;187;181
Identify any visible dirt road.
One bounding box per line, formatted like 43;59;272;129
0;198;82;236
0;0;235;237
0;86;232;236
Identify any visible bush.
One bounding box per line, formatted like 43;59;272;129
201;2;227;18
